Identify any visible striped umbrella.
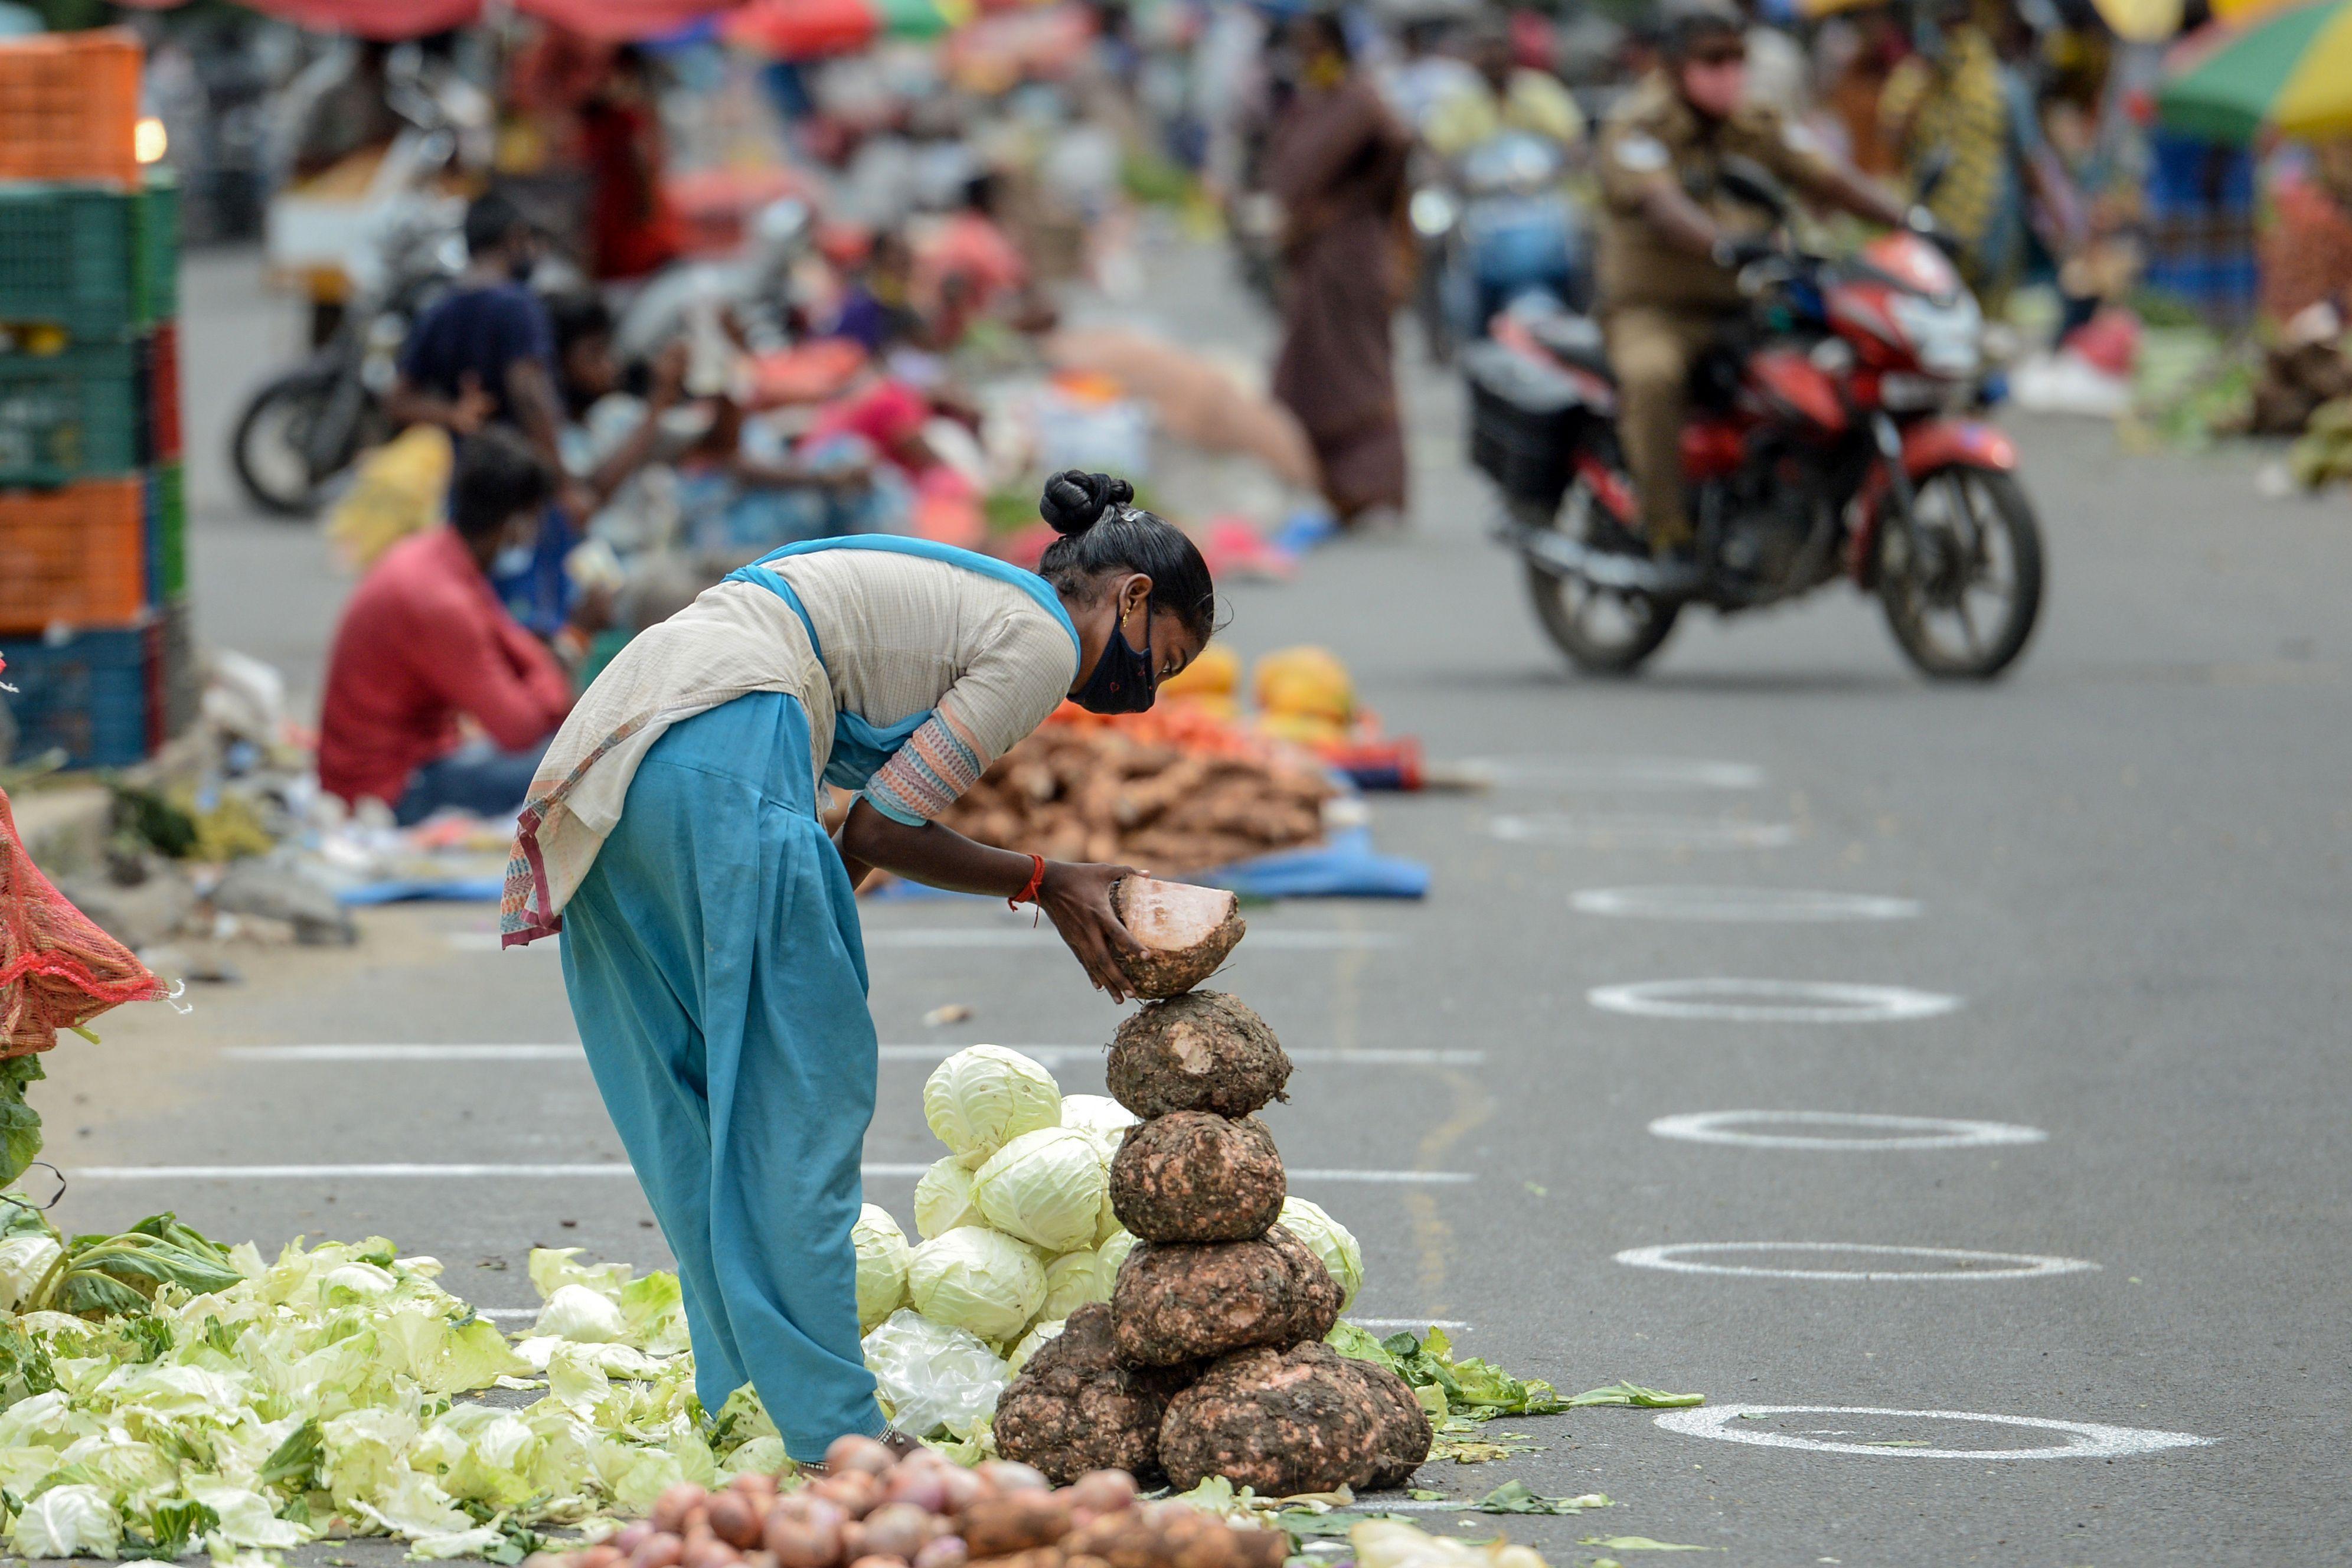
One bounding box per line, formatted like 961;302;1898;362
2158;0;2352;142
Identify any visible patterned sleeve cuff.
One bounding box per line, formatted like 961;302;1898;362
861;711;984;825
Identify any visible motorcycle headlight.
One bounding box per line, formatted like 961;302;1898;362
1410;188;1458;237
1889;291;1984;378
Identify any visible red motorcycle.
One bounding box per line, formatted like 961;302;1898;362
1462;165;2044;679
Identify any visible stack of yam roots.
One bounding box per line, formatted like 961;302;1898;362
940;726;1333;876
998;880;1432;1494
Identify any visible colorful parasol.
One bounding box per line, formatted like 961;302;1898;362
722;0;968;58
2158;0;2352;142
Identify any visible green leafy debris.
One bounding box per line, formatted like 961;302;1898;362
1562;1383;1704;1410
1472;1482;1612;1515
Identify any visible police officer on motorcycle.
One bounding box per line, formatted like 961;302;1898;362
1596;0;1926;584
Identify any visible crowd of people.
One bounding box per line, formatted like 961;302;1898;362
233;0;2305;825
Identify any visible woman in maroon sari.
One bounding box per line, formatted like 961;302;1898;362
1265;12;1412;527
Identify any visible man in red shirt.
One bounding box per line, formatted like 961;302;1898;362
318;431;576;825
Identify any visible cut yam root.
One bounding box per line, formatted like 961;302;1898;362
1109;878;1245;999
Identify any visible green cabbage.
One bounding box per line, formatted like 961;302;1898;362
853;1204;912;1332
1059;1093;1138;1152
914;1156;986;1240
922;1046;1062;1167
973;1127;1110;1253
906;1227;1046;1342
1007;1318;1064;1374
1280;1196;1363;1308
1038;1248;1115;1322
1096;1228;1138;1278
11;1481;122;1558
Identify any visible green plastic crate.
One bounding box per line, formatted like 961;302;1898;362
0;339;142;485
134;171;179;328
0;184;138;338
146;458;185;602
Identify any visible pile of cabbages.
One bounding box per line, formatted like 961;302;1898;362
533;1441;1285;1568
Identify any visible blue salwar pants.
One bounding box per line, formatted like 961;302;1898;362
559;690;887;1459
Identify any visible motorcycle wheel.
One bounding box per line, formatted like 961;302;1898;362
1879;465;2044;680
1520;489;1681;675
231;366;361;518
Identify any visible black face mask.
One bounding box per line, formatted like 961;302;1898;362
1074;607;1157;715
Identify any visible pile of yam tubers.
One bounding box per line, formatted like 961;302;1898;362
998;880;1433;1492
939;727;1333;876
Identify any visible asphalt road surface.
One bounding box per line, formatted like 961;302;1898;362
48;238;2351;1566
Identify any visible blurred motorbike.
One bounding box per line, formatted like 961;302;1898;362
1464;158;2041;680
1412;130;1587;366
232;54;476;518
611;195;817;368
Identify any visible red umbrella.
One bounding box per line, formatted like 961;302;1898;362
722;0;880;59
520;0;747;40
243;0;485;39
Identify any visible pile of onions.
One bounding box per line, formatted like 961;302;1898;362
528;1439;1273;1568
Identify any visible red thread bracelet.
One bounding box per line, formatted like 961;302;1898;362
1009;854;1047;912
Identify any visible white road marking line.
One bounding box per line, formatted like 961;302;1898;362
861;929;1401;950
1588;979;1961;1023
1648;1111;2048;1151
72;1163;1472;1184
1490;814;1795;850
1465;757;1766;790
452;927;1402;952
447;932;553;952
223;1045;584;1062
1655;1405;2211;1459
1613;1242;2098;1282
218;1044;1485;1068
1573;887;1921;922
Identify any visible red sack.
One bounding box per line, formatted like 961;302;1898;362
0;776;166;1058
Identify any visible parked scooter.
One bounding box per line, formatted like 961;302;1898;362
1464;159;2041;680
231;54;475;517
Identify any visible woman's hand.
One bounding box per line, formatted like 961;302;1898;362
1037;860;1150;1004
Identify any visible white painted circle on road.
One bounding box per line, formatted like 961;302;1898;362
1468;757;1766;790
1589;979;1961;1022
1574;886;1921;922
1613;1242;2098;1281
1648;1110;2047;1151
1491;814;1795;850
1654;1404;2210;1459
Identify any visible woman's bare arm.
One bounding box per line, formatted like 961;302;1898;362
838;799;1149;1002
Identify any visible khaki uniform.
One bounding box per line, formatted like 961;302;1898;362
1595;74;1839;544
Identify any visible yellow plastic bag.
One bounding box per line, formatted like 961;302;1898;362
327;426;453;571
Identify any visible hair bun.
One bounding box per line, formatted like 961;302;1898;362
1040;470;1135;537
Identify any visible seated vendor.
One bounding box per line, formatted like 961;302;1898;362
318;430;580;826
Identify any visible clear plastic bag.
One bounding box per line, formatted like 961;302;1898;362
861;1308;1009;1439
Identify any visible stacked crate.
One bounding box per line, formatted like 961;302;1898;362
0;29;194;769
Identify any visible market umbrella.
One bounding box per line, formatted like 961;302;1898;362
2157;0;2352;141
242;0;485;38
722;0;881;58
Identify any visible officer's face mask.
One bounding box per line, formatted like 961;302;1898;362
1678;51;1748;120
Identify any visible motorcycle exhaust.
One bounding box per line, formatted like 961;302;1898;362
1501;514;1674;593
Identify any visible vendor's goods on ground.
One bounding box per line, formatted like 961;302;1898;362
937;716;1334;877
530;1443;1296;1568
993;881;1432;1494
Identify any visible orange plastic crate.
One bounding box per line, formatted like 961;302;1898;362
0;31;142;190
0;478;148;632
